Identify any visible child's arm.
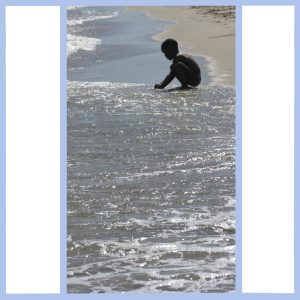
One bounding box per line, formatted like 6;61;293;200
154;71;175;89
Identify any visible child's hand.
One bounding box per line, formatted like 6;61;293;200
154;84;163;89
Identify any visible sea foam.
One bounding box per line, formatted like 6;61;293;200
67;34;102;56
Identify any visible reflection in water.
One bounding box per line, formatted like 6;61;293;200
67;81;235;293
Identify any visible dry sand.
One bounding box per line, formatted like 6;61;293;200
127;6;235;85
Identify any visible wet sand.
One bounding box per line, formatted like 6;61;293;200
127;6;235;85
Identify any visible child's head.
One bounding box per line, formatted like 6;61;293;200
161;39;179;60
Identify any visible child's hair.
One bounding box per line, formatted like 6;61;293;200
161;39;178;52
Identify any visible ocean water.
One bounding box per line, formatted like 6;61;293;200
67;7;235;293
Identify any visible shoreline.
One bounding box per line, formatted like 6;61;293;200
68;8;174;84
127;6;235;86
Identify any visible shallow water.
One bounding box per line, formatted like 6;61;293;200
67;6;211;84
67;81;235;293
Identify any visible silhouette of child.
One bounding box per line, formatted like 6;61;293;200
154;39;201;89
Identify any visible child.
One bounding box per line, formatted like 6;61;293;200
154;38;201;89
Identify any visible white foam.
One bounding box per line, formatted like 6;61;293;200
67;34;101;56
67;12;119;26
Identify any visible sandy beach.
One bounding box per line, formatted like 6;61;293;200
127;6;235;85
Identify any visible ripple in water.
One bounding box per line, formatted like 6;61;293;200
67;81;235;293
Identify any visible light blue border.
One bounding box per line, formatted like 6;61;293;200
2;0;298;5
1;2;6;298
1;0;298;299
295;2;299;295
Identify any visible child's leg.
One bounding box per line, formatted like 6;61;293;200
171;62;189;87
171;62;200;87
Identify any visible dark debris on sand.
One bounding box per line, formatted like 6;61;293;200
190;6;235;20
